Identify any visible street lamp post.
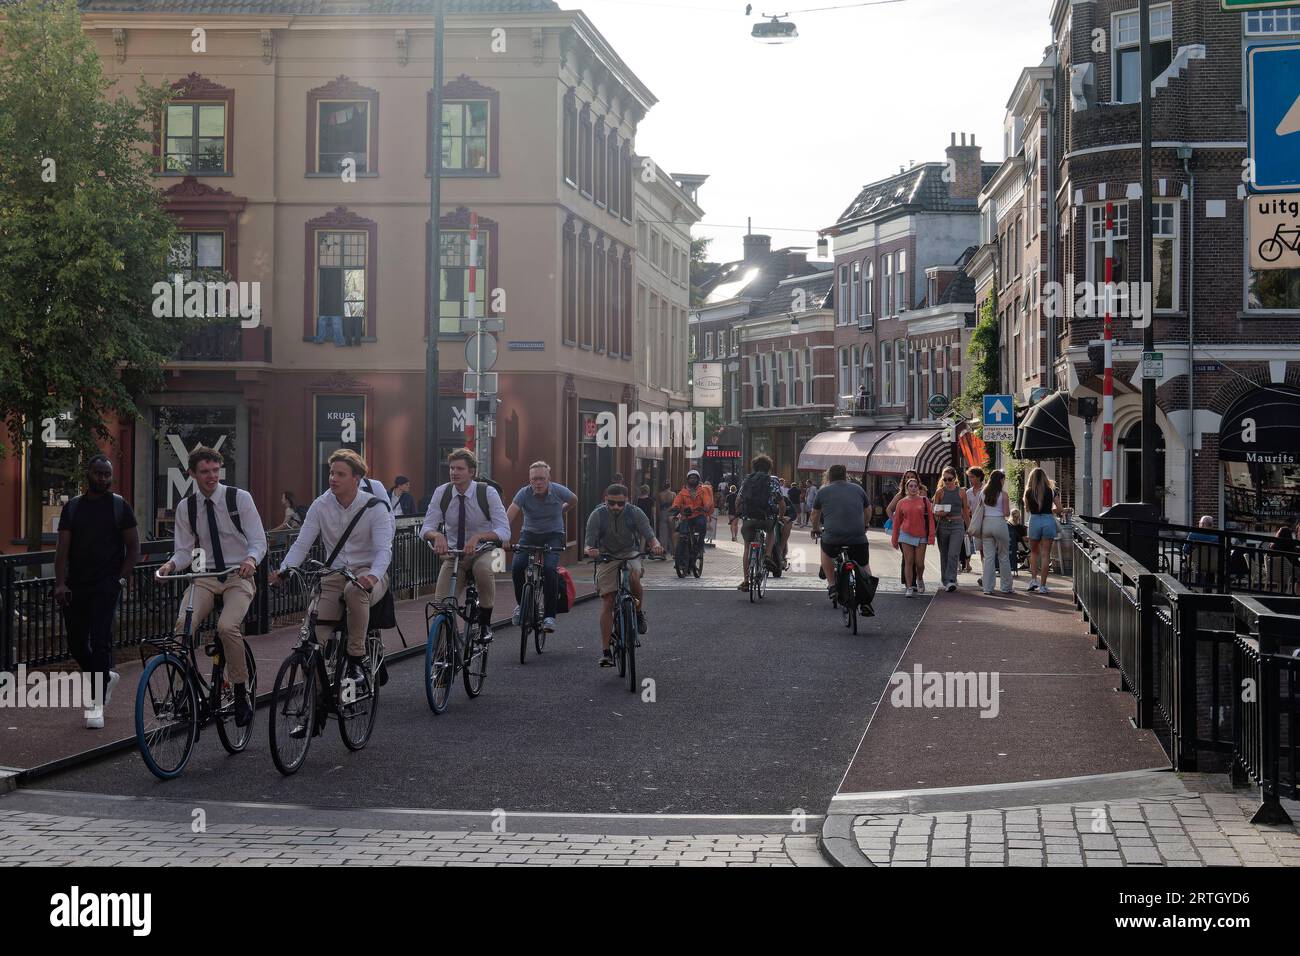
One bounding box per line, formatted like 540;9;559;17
425;3;446;497
1139;0;1157;507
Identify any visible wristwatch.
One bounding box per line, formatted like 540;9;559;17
118;577;128;589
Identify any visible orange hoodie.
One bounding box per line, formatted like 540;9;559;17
672;484;714;516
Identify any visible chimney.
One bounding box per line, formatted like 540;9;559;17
743;233;772;261
945;131;983;201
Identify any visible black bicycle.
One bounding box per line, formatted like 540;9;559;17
511;543;565;664
267;561;385;775
747;524;769;603
425;542;494;713
672;509;705;579
135;567;258;780
594;554;639;692
827;546;860;635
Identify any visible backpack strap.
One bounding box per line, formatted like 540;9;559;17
325;497;386;568
225;485;243;536
439;482;493;528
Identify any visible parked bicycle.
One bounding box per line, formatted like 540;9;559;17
672;508;705;579
135;567;258;780
424;542;494;713
510;543;565;664
593;554;639;692
266;561;384;775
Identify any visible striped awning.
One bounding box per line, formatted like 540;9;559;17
867;428;952;477
797;430;893;473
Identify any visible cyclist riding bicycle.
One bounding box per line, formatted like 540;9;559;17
583;484;664;667
735;454;787;591
156;445;268;728
270;449;394;693
506;460;575;634
811;464;878;615
671;470;713;571
421;447;510;644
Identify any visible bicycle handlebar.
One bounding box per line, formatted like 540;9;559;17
154;568;232;581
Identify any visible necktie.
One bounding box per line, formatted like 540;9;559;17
456;493;468;550
205;497;227;572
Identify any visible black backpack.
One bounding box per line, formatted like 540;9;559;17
185;485;245;541
739;472;774;520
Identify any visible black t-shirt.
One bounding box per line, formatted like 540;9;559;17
788;486;802;506
725;491;738;514
59;494;137;587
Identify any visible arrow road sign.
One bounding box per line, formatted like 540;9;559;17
983;394;1014;443
1247;43;1300;193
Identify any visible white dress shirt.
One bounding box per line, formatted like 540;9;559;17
421;480;511;548
170;484;268;572
360;476;386;502
281;489;395;579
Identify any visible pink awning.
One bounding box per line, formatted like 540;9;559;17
797;430;892;474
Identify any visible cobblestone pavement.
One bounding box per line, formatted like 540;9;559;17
0;809;829;866
851;792;1300;867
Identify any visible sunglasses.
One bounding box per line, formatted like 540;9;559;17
607;500;627;508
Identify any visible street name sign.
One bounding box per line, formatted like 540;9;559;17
1247;42;1300;192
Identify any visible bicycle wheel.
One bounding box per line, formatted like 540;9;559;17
463;618;490;697
622;601;638;693
339;634;381;751
758;563;768;600
425;615;456;714
1260;238;1284;263
135;654;199;780
692;543;704;578
534;595;547;654
518;582;534;664
215;642;258;755
613;609;627;679
268;652;316;776
748;546;760;603
843;575;858;634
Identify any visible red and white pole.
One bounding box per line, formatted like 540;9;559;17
1101;200;1115;510
465;212;478;452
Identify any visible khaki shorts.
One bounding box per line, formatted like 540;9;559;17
596;556;643;596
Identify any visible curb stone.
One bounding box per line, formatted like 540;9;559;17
820;810;871;867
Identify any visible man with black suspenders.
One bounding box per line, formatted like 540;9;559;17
156;446;268;727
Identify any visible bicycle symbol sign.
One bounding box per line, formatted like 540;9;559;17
1249;193;1300;270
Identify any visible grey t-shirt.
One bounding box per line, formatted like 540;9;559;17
814;481;871;545
585;504;654;558
513;482;575;535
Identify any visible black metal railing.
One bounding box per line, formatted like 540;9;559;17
1;517;435;670
1073;522;1299;823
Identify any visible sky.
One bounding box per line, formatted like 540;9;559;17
569;0;1055;263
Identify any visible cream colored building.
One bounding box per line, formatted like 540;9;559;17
75;0;659;535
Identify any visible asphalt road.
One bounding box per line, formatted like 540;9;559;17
33;565;927;815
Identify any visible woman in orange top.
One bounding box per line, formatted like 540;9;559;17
890;477;936;597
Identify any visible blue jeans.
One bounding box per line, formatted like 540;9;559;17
313;314;344;345
512;531;564;618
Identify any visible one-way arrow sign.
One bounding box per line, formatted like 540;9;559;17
983;394;1015;443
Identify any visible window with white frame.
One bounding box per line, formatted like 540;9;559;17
882;255;894;316
881;341;893;406
838;264;850;324
772;351;784;407
838;347;850;396
851;345;861;393
850;261;860;322
704;331;714;359
752;354;765;409
1152;200;1179;311
1113;4;1173;105
924;348;934;413
803;348;813;404
897;250;908;311
731;329;740;356
718;329;727;356
1246;8;1300;34
861;259;873;323
894;338;907;407
950;343;961;396
787;350;797;407
938;345;948;398
861;349;874;405
1088;203;1130;288
913;347;922;417
689;331;697;360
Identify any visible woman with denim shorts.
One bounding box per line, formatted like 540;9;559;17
890;477;936;597
1022;467;1060;594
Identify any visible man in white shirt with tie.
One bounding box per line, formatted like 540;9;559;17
421;448;510;643
156;446;268;727
270;449;394;687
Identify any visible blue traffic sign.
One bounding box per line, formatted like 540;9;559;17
1247;42;1300;193
983;394;1014;427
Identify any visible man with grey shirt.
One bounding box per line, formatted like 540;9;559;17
584;484;664;667
811;465;877;614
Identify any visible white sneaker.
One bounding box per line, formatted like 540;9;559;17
103;671;121;708
1027;581;1039;592
84;707;105;730
543;617;556;632
1040;583;1052;594
905;587;915;598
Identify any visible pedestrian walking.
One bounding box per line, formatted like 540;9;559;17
963;467;985;573
156;446;268;728
932;466;970;592
976;469;1014;595
657;480;676;555
887;469;930;590
724;482;740;541
389;476;416;517
1022;467;1060;593
787;481;802;527
890;476;935;597
53;455;141;729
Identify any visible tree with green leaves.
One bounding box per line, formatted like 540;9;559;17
0;0;182;550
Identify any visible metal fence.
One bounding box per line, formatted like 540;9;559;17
1;517;435;671
1072;522;1299;823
